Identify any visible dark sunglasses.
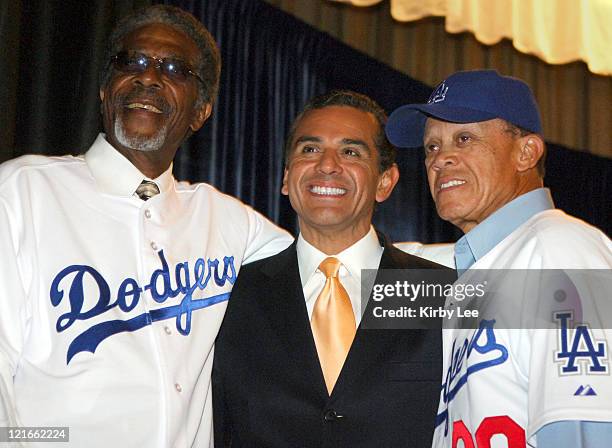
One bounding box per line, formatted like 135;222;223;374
111;51;204;85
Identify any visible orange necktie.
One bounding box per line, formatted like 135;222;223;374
311;257;356;394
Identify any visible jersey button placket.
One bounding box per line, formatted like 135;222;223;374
141;203;164;308
142;204;160;253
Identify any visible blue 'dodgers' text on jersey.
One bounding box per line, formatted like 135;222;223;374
49;250;236;364
436;320;509;436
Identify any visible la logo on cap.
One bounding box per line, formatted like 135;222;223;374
428;82;448;104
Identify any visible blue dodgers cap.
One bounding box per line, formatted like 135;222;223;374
385;70;542;148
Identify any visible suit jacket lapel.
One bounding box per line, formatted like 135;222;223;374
330;243;400;397
331;237;437;398
257;244;329;397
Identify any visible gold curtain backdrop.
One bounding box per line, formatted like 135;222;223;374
265;0;612;158
332;0;612;76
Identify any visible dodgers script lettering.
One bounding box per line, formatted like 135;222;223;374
50;250;236;364
436;320;509;435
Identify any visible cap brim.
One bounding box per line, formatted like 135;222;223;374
385;104;498;148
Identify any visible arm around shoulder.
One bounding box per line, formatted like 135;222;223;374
242;206;293;264
394;241;456;268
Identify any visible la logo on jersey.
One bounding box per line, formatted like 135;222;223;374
554;311;608;375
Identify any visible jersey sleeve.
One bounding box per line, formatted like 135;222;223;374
526;229;612;440
241;206;293;265
0;196;29;428
394;242;456;268
537;420;612;447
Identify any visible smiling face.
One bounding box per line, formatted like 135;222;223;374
282;106;398;251
100;23;211;174
423;117;533;233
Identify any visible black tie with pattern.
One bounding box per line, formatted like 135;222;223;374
135;180;160;201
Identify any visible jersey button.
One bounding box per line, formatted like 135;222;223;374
175;383;182;393
150;241;158;251
164;326;172;335
144;209;152;219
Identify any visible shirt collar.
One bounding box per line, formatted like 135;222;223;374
455;188;554;274
84;133;174;197
296;226;383;288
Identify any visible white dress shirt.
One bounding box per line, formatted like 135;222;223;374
296;226;383;325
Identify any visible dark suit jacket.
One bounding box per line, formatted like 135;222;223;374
213;237;451;448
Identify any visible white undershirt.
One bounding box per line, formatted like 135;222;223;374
296;226;384;325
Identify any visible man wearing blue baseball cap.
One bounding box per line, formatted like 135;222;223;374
386;70;612;447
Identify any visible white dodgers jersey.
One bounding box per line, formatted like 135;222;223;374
431;210;612;447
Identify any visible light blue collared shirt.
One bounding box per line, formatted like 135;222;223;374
452;187;610;446
454;187;554;275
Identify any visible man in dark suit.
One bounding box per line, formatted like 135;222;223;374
213;91;449;447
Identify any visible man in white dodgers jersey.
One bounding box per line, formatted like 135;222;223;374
0;5;292;447
386;70;612;447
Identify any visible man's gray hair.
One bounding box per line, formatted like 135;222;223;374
99;5;221;107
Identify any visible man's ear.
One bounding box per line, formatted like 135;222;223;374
281;167;289;196
516;135;544;172
99;89;106;117
375;164;400;203
190;103;213;132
